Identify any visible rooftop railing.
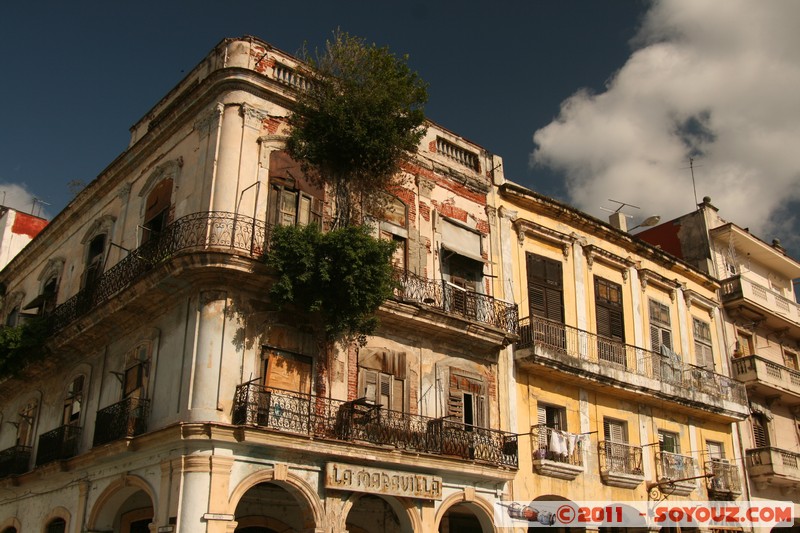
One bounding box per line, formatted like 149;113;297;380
517;316;747;405
232;380;518;468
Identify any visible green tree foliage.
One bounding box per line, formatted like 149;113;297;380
287;31;428;227
0;317;52;378
267;223;397;343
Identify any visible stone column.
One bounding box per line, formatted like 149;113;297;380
211;104;245;213
176;454;213;532
188;291;228;422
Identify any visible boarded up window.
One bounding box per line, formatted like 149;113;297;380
263;349;312;395
736;331;753;356
707;440;724;460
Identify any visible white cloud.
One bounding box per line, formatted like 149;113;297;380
0;182;46;218
532;0;800;257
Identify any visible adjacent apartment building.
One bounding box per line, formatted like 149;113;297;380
495;184;750;529
0;37;519;533
639;197;800;523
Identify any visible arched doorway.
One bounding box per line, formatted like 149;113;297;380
345;494;414;533
439;502;483;533
88;479;155;533
234;482;304;532
527;494;584;533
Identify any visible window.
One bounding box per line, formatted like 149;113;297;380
359;370;404;412
123;344;151;400
83;233;107;289
45;518;66;533
16;401;37;447
538;404;566;430
447;370;486;429
693;318;714;370
707;441;725;460
267;151;323;228
142;178;173;244
603;418;628;443
649;299;672;351
658;430;681;454
595;277;625;365
63;376;85;426
784;350;799;370
751;413;769;448
735;331;753;357
263;348;312;395
527;253;565;348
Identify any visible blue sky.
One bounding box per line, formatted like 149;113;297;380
1;1;798;272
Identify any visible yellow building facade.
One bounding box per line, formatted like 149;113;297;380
495;183;750;530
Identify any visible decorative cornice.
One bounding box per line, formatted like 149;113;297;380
583;244;636;281
513;219;574;258
497;206;517;221
683;289;719;318
194;103;224;138
638;268;681;300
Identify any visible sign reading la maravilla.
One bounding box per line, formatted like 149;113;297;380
325;462;442;500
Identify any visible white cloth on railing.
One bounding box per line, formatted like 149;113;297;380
549;430;567;455
548;429;587;457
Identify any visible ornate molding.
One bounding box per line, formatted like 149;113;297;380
638;268;681;300
497;206;518;221
194;103;223;138
241;104;269;130
513;219;574;258
582;244;635;281
683;289;719;318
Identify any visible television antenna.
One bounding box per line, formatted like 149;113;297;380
600;199;641;217
680;158;702;208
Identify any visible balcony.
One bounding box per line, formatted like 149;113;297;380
232;381;518;469
51;212;269;331
721;275;800;331
654;451;697;496
598;441;644;488
93;397;150;447
0;445;31;478
746;447;800;488
531;425;584;480
515;316;749;421
731;355;800;402
705;460;743;498
35;424;82;466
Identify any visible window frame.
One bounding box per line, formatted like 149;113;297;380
692;317;714;370
649;299;673;351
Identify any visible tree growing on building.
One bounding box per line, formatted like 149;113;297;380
286;30;428;228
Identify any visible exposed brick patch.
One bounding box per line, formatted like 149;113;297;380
433;200;468;223
419;202;430;222
428;140;437;153
401;162;487;206
250;46;275;74
348;344;359;401
262;116;284;135
476;219;490;235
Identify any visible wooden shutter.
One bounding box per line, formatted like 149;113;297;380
378;373;392;408
604;419;626;443
537;406;547;426
527;253;564;323
595;278;624;341
752;414;768;448
265;351;312;394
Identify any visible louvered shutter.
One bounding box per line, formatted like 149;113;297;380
378;374;391;408
752;415;768;448
597;305;611;338
527;253;564;323
538;406;547;426
604;419;626;443
392;379;404;412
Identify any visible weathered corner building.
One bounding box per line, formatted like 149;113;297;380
0;37;518;533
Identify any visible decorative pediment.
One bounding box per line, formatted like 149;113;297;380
638;268;681;300
513;219;575;258
683;289;719;318
582;244;636;281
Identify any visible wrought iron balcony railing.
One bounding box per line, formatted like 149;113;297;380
35;424;82;466
516;316;747;405
0;445;31;478
392;270;518;334
705;459;742;495
93;397;150;447
598;441;644;477
655;450;697;482
51;212;270;330
531;425;583;466
232;380;518;468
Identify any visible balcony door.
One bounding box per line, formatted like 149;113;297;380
263;349;312;395
595;277;625;366
527;253;565;348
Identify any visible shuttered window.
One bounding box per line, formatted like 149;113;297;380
596;277;625;365
752;414;769;448
448;370;486;428
658;430;680;453
649;299;672;351
526;253;564;323
693;318;714;369
603;418;627;443
537;404;565;430
736;331;753;356
360;369;403;412
707;441;724;460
